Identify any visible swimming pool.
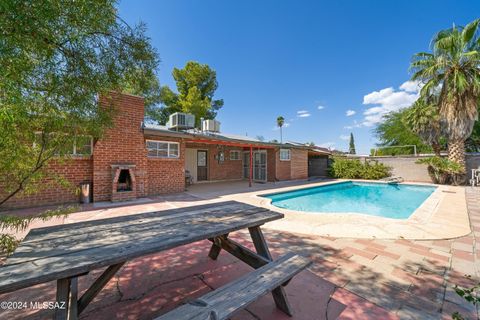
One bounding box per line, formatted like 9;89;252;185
262;181;437;219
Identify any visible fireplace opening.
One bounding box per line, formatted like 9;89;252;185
117;169;132;192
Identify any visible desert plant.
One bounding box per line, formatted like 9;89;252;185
361;161;392;180
416;157;464;184
328;157;390;180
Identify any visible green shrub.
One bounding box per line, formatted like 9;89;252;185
416;157;464;185
328;157;391;180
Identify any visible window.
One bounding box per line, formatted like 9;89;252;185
74;136;93;156
33;133;93;156
147;140;180;158
279;149;291;161
230;150;241;160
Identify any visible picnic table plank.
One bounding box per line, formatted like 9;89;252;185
0;202;283;294
22;201;248;244
8;206;269;265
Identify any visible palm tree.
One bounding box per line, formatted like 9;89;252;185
276;116;285;143
410;19;480;174
403;98;443;156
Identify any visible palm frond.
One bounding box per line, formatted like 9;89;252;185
461;18;480;45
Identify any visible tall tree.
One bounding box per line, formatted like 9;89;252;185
411;19;480;174
0;0;159;206
349;133;356;154
154;61;224;127
403;98;443;156
276;116;285;143
374;109;430;154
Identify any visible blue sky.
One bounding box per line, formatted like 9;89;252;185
118;0;479;154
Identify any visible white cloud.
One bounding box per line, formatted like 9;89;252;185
346;109;356;116
297;110;311;118
399;80;423;93
298;113;311;118
339;134;350;140
361;80;422;127
317;105;325;110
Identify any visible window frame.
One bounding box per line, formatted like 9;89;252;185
229;150;241;161
72;135;94;156
279;148;291;161
146;140;180;159
33;132;93;157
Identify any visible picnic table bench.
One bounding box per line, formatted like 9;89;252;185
0;201;310;320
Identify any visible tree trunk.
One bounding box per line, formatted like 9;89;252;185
432;142;441;156
448;139;466;185
448;139;466;166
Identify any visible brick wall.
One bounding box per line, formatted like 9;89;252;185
208;146;243;181
147;136;185;195
275;148;291;181
185;143;244;181
93;93;148;202
291;149;308;180
0;158;93;210
267;149;276;182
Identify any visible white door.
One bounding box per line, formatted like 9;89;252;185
185;149;198;183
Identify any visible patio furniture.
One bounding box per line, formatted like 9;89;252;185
471;167;480;186
0;201;309;320
185;169;193;187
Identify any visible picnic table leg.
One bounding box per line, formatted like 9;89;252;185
77;262;125;314
248;226;293;316
69;277;78;320
54;278;70;320
208;233;229;260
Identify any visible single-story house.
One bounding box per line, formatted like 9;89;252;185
1;93;330;209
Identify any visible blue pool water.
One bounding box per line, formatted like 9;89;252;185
263;181;436;219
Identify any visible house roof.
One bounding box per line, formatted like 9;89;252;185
142;122;331;154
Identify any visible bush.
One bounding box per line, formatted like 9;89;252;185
416;157;464;185
328;157;391;180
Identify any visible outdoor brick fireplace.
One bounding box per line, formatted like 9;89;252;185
111;164;137;202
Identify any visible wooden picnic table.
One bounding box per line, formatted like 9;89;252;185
0;201;292;319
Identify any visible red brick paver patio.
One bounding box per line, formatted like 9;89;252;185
0;188;479;319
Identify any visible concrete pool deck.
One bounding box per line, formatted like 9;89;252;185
0;180;479;319
229;180;471;240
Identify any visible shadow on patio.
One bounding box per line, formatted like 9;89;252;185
2;227;474;320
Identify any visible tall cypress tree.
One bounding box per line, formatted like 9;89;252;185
349;133;356;154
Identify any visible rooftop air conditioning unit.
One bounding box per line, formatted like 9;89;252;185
167;112;195;130
202;119;221;133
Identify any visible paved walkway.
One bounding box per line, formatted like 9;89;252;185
0;187;478;319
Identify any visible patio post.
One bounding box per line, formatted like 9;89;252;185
249;146;253;187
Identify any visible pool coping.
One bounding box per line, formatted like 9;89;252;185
228;179;471;240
